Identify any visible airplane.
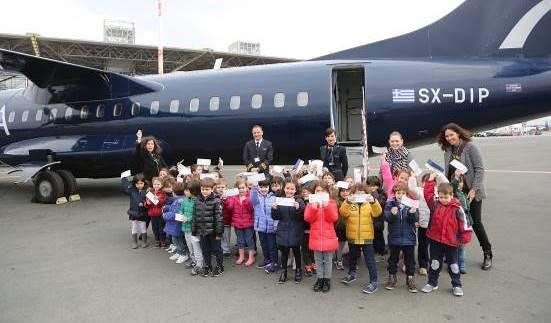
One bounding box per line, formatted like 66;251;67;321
1;0;550;204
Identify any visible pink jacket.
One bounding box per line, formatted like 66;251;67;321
223;193;254;229
381;159;396;199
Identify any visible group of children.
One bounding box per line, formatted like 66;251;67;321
122;143;473;297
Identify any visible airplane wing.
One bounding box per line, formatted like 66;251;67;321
0;49;162;104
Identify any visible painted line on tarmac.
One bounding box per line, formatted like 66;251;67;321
486;169;551;175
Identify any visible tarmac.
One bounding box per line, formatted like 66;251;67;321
1;135;550;323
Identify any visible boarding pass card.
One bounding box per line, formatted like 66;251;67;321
372;146;388;154
409;160;422;176
200;173;218;180
218;157;224;167
272;165;284;174
336;181;350;189
196;158;211;166
225;188;239;197
276;197;296;207
146;191;159;205
352;194;369;203
425;159;445;175
309;192;329;204
120;170;131;178
298;173;318;185
178;166;191;176
292;159;304;173
353;168;362;184
175;213;186;222
401;195;420;209
450;159;468;174
309;159;324;177
247;173;266;183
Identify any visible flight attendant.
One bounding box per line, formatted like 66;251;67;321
243;125;273;175
320;128;348;181
135;130;167;184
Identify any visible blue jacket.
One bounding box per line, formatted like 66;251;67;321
163;195;185;237
250;185;277;233
384;198;418;246
121;177;147;221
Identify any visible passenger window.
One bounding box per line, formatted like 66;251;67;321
229;96;240;110
274;93;285;108
169;100;180;113
131;103;140;116
297;92;309;107
209;97;220;111
251;94;262;109
80;106;89;120
150;101;159;115
22;110;29;122
96;104;105;118
36;109;43;121
190;98;199;112
50;108;58;121
65;107;73;121
113;103;122;117
8;111;15;123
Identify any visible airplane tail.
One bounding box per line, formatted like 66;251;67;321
314;0;551;60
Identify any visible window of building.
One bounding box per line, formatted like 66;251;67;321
80;106;89;120
274;93;285;108
65;107;73;121
169;100;180;113
96;104;105;118
297;92;309;107
190;98;199;112
230;96;240;110
131;103;140;116
8;111;15;123
113;103;122;117
21;110;29;122
251;94;262;109
209;97;220;111
36;109;43;122
150;101;159;115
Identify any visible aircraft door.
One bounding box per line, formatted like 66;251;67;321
331;67;366;145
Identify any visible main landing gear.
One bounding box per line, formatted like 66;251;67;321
32;169;80;204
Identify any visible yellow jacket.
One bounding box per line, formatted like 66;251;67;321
339;200;382;244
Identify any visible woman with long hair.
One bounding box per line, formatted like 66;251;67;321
135;130;168;184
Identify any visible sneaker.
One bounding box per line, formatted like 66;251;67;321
212;266;223;277
264;263;275;274
341;274;357;285
190;267;200;276
165;244;175;252
185;261;195;269
418;267;428;276
385;275;397;290
202;267;212;277
176;255;189;264
453;286;464;297
361;282;378;294
169;253;180;261
223;252;231;258
375;255;385;263
421;284;438;293
256;261;268;269
407;276;418;293
336;261;345;270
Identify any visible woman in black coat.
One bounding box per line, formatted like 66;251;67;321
271;181;305;284
134;130;167;184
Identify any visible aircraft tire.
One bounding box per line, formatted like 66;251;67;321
55;169;78;196
34;171;65;204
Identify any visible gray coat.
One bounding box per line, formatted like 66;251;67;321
444;140;486;201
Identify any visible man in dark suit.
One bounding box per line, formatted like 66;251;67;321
320;128;348;181
243;125;273;174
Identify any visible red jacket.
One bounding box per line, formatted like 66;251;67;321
223;194;254;229
304;200;339;251
424;181;472;247
144;190;167;217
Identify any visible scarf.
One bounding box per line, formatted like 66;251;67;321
385;146;409;173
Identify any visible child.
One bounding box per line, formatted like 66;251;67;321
334;186;350;270
223;179;255;266
301;185;316;277
381;153;410;199
250;180;278;273
422;174;472;297
270;176;284;196
304;181;339;293
162;176;177;251
190;164;202;180
216;178;232;257
384;182;419;293
408;172;431;276
366;176;388;262
192;178;224;277
121;173;148;249
144;177;167;248
322;171;338;199
272;180;305;283
339;183;382;294
180;180;204;276
163;182;188;264
451;170;471;274
159;168;169;179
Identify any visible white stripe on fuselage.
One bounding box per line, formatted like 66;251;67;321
499;0;551;49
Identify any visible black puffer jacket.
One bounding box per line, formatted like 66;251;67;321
121;177;148;221
192;193;224;237
272;197;305;247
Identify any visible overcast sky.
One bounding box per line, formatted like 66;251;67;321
1;0;466;59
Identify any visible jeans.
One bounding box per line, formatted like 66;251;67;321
428;240;462;287
302;232;314;266
199;233;223;269
458;244;466;272
235;227;255;250
221;225;232;254
469;199;492;253
314;251;334;278
184;232;203;268
348;243;378;284
418;227;429;269
172;235;185;256
388;245;415;276
280;246;302;271
258;232;278;266
150;217;166;242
